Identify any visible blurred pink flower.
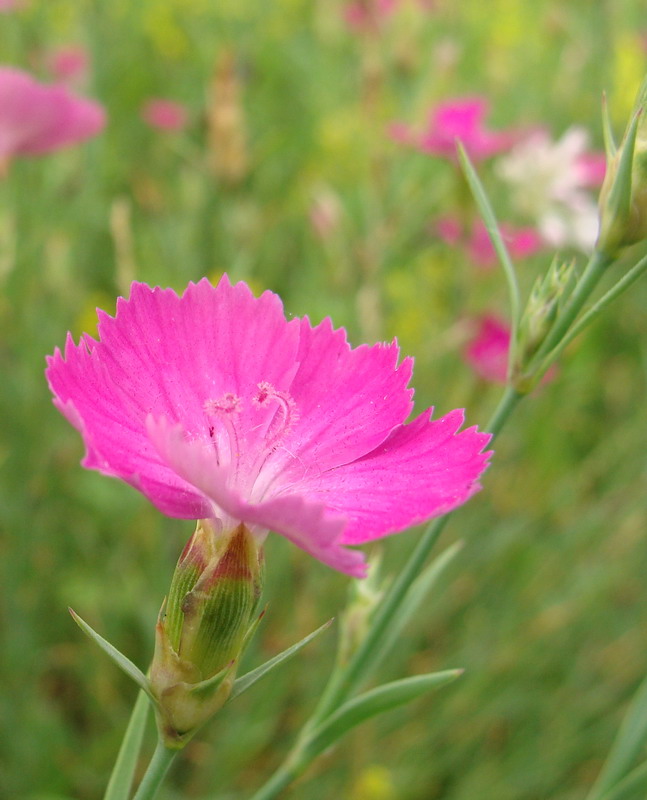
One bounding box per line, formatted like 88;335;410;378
464;315;511;383
343;0;397;31
575;151;606;187
46;277;491;577
464;314;557;385
391;97;516;163
0;66;105;160
46;45;90;85
141;98;189;132
436;217;543;269
0;0;24;10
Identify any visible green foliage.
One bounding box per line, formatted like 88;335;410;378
2;1;647;799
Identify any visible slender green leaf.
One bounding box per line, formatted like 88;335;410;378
354;541;463;690
601;93;617;159
104;690;150;800
456;141;521;333
306;669;462;758
229;619;333;702
598;759;647;800
588;674;647;800
69;608;156;702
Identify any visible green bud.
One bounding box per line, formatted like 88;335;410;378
512;257;575;387
150;520;264;748
597;76;647;256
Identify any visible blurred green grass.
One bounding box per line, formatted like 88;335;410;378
1;1;647;798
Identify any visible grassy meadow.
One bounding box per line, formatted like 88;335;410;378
2;1;647;798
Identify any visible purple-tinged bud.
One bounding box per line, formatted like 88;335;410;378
150;520;264;748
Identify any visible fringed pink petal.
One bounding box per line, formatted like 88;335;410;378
296;409;492;545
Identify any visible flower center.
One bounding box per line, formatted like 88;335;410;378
203;382;298;498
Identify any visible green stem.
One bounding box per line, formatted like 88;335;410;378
528;249;613;371
131;739;178;800
251;386;523;800
248;754;306;800
536;248;647;373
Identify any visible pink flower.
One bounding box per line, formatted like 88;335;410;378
391;97;515;163
46;45;90;85
463;315;510;383
0;0;24;10
343;0;397;31
141;99;189;132
0;66;105;159
575;151;606;187
46;277;491;577
435;217;543;269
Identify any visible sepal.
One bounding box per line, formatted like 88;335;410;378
597;74;647;256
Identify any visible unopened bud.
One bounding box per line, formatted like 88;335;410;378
151;520;263;748
597;75;647;256
513;257;575;378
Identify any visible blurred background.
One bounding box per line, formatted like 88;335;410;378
1;1;647;798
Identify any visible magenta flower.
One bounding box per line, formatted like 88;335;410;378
0;66;105;160
141;99;189;132
46;45;90;85
435;217;543;269
46;278;491;577
343;0;397;31
390;97;515;163
463;315;511;383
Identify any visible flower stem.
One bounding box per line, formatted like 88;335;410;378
131;739;178;800
248;752;307;800
250;386;523;800
536;247;647;374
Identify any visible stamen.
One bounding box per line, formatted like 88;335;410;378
204;393;242;469
204;393;241;416
253;381;299;450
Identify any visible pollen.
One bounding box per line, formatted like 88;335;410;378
204;393;241;416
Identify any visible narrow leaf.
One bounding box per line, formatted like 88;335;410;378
599;759;647;800
104;689;150;800
306;669;462;758
588;674;647;800
229;619;333;702
456;141;521;332
601;93;617;159
355;541;463;690
69;608;156;702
